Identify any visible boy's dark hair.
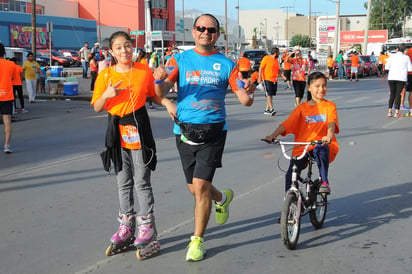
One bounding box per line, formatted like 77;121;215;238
27;52;34;57
0;42;5;57
307;71;328;85
193;13;220;30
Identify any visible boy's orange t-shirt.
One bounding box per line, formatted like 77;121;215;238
281;100;340;162
282;53;292;70
350;55;359;67
260;55;280;82
237;57;251;72
327;57;334;68
0;58;17;101
12;65;23;85
91;62;156;149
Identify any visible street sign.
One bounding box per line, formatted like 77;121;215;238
130;30;145;35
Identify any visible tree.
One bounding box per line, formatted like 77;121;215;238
368;0;412;38
289;34;310;48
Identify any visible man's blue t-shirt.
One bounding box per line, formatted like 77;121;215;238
167;49;238;134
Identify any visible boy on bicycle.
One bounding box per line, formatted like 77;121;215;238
264;71;339;194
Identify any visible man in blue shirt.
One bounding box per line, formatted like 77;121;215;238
154;13;254;262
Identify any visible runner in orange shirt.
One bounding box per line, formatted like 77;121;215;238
349;52;360;81
327;54;334;79
258;47;286;115
281;49;292;89
0;43;18;153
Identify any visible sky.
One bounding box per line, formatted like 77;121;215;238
176;0;368;20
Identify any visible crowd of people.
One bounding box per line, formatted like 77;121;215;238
2;12;411;264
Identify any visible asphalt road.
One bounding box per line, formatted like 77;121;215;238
1;76;411;274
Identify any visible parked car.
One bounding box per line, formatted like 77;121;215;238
359;55;378;76
241;49;270;71
36;54;50;66
59;50;81;67
37;49;72;67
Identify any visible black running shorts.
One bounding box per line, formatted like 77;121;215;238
176;131;227;184
262;80;278;96
0;100;13;115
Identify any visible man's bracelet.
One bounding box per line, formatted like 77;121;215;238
154;79;165;84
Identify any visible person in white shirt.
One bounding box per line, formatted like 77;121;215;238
385;44;412;118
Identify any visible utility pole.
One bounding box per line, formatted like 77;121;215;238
363;0;372;55
225;0;228;55
333;0;340;59
280;6;293;47
97;0;101;45
144;0;152;52
182;0;185;46
31;0;36;55
309;0;311;49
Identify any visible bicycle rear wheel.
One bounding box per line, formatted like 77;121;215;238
280;194;300;250
309;180;328;228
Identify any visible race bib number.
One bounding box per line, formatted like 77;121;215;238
119;124;141;149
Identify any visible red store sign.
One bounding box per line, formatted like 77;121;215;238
152;9;168;19
340;30;388;43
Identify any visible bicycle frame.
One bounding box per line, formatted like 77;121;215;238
276;140;323;212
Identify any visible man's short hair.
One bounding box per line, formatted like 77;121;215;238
27;52;34;57
193;13;220;30
271;47;279;55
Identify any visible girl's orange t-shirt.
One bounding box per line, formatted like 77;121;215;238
91;62;155;149
281;100;340;163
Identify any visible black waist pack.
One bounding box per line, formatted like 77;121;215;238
175;116;224;143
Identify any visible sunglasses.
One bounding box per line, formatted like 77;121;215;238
194;26;218;34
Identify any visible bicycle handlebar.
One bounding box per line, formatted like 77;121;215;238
261;139;323;160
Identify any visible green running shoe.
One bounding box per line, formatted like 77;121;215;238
215;189;234;225
186;236;206;262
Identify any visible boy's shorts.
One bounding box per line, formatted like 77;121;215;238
351;67;358;73
284;70;291;81
262;80;278;96
176;131;227;184
0;100;13;115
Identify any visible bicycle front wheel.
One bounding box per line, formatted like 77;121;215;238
280;194;301;250
309;184;328;229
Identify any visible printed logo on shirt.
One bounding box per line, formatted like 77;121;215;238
185;70;221;86
305;114;326;124
120;124;140;146
213;63;221;71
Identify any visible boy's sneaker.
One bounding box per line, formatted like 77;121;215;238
264;109;272;115
400;105;408;110
21;108;28;113
215;189;234;225
319;181;331;194
4;145;12;154
186;236;206;262
394;112;401;118
270;109;277;116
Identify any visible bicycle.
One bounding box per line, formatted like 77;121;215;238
262;139;328;250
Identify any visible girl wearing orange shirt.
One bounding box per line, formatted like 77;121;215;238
265;71;339;194
91;31;176;257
